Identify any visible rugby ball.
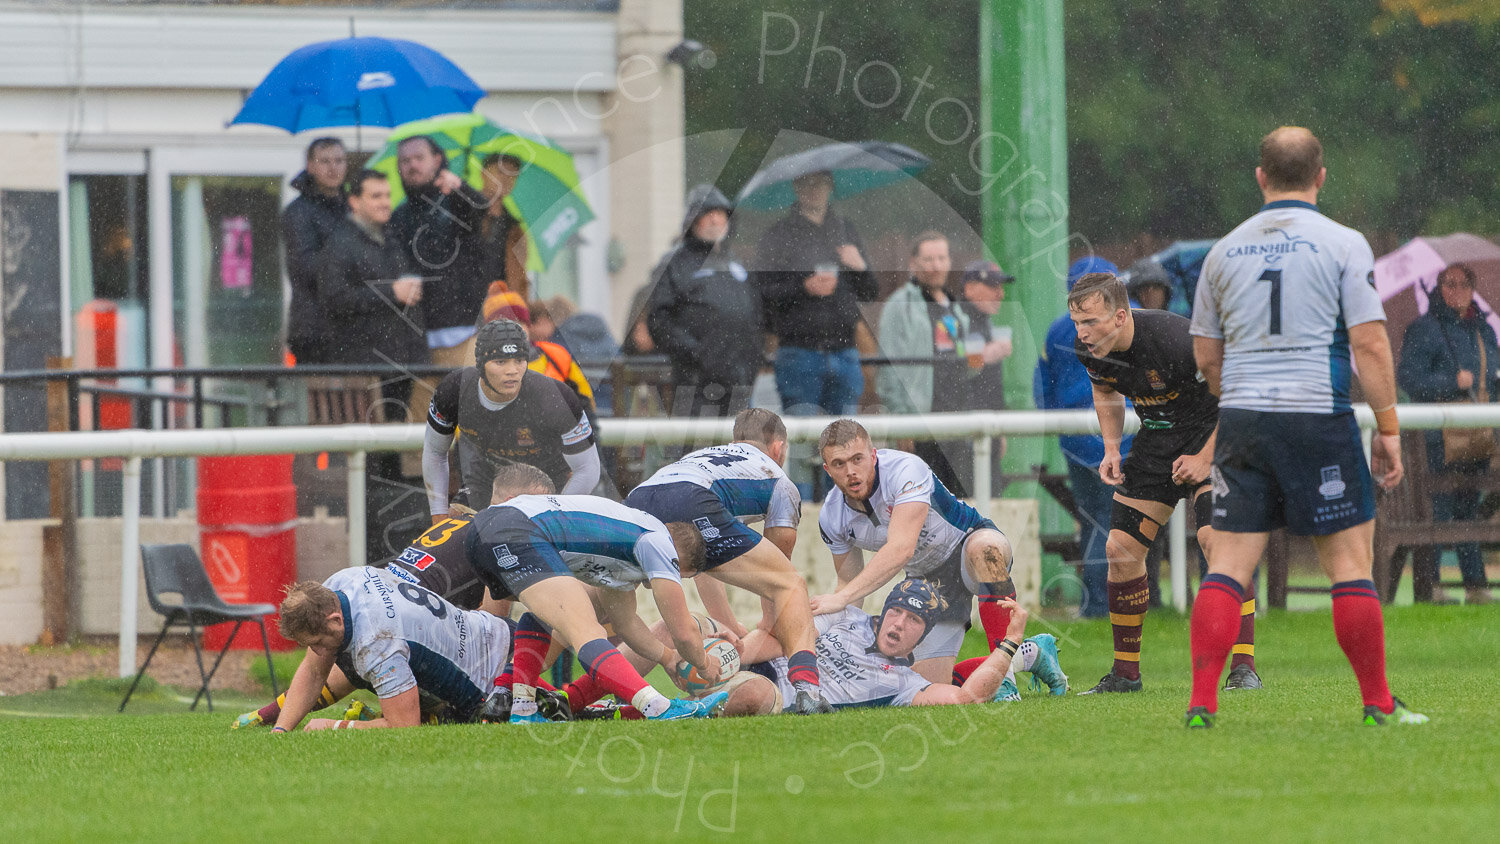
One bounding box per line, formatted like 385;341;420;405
675;636;741;694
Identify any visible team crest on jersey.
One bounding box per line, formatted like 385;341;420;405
1318;466;1346;501
693;517;721;540
515;427;534;447
493;544;521;569
1147;369;1166;390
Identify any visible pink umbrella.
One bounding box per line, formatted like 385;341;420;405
1374;233;1500;365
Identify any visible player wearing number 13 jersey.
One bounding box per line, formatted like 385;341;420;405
1185;126;1424;728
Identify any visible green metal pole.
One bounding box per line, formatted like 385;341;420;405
980;0;1073;590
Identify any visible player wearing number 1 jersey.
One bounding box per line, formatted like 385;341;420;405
1188;126;1425;728
1069;273;1260;694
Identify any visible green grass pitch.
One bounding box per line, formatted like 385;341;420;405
3;605;1498;841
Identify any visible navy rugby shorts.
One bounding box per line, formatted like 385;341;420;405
1210;409;1375;536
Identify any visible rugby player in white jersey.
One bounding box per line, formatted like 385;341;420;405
1187;125;1426;728
810;420;1064;695
735;580;1062;709
232;469;540;730
271;567;515;731
467;472;729;723
625;408;831;714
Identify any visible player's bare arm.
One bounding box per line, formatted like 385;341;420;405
692;576;750;639
811;500;928;614
830;547;864;591
1092;381;1128;485
272;647;338;732
1348;320;1404;489
1193;336;1225;396
912;598;1029;706
305;686;421;730
651;578;723;684
596;587;687;686
764;525;797;561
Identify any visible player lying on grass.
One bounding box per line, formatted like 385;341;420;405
231;464;564;728
271;565;725;731
272;567;516;730
1070;271;1261;694
581;581;1064;715
465;466;728;723
810;419;1022;688
625;408;831;713
232;470;542;729
741;582;1064;710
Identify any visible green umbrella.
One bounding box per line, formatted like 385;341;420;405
368;112;594;269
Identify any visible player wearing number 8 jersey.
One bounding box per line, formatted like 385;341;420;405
272;566;514;730
1187;126;1426;728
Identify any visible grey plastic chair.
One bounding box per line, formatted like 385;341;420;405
119;543;280;713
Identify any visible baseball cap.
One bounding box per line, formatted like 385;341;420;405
961;260;1015;286
1066;256;1118;290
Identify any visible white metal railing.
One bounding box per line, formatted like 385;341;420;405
1;403;1495;676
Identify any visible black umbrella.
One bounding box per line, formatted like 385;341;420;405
736;141;931;211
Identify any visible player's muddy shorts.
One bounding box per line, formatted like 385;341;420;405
1211;408;1375;536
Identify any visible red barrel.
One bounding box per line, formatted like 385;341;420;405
198;455;299;650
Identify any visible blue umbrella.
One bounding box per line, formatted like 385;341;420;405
229;37;484;133
736;141;931;212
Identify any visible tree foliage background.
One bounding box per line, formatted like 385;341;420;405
684;0;1500;254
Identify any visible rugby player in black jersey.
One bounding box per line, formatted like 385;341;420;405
1069;272;1261;694
422;318;602;524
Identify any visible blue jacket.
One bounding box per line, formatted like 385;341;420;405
1033;311;1132;468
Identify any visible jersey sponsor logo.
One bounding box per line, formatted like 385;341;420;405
693;516;721;540
1133;390;1181;407
1230;228;1320;262
562;416;593;446
396;547;438;571
515;427;534;447
493;544;521;569
1147;369;1166;390
1318;466;1346;501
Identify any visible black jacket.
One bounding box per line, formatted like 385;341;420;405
646;186;762;386
281;171;347;363
387;181;489;332
316;216;427;366
752;207;877;350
